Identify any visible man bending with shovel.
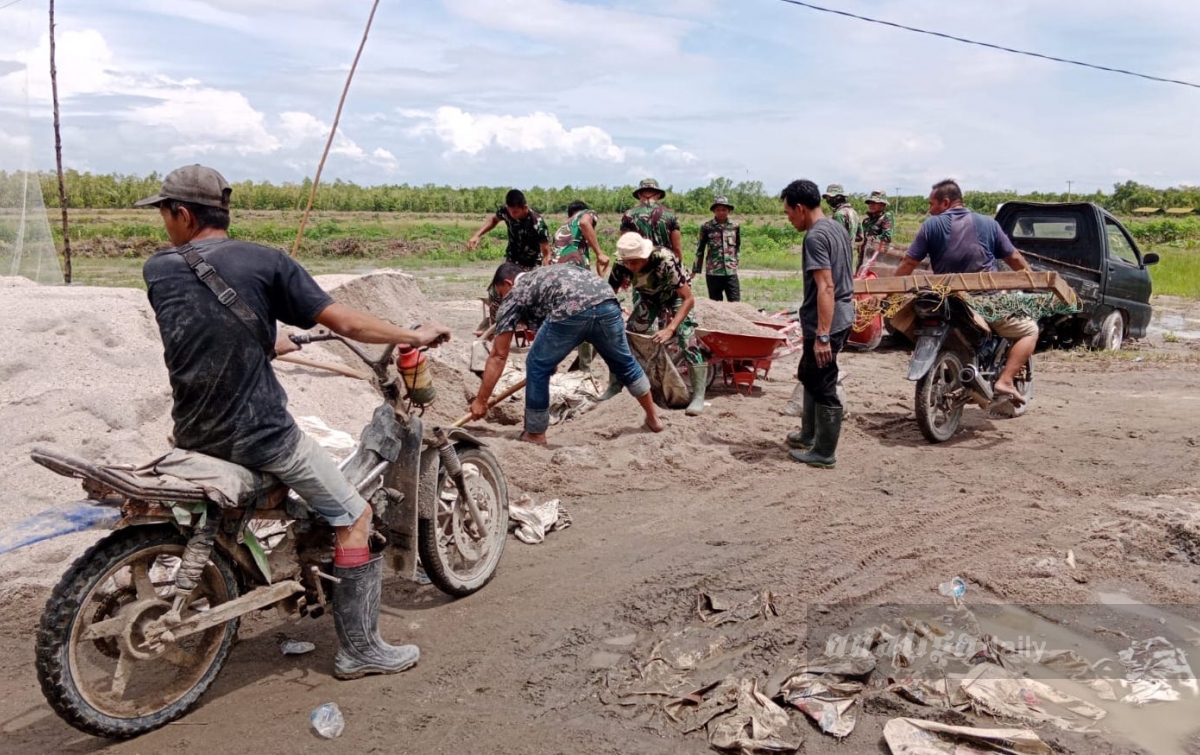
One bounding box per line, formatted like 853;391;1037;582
469;262;664;444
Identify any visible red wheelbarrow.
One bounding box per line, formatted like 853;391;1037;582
695;329;788;395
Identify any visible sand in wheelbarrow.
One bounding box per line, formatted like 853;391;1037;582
690;299;783;338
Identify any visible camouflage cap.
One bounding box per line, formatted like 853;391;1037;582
822;183;847;199
633;177;666;199
135;164;232;209
866;190;889;206
710;195;734;211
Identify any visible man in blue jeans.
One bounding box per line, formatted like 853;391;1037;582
469;262;664;444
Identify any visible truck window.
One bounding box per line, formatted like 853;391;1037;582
1011;217;1077;239
1104;219;1138;264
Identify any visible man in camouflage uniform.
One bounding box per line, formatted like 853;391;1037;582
601;232;709;416
469;261;662;444
467;189;552;331
551;200;610;276
551;199;610;370
823;183;861;249
855;190;894;272
694;195;741;302
620;178;683;263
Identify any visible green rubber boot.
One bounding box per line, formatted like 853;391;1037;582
789;405;843;468
575;342;593;372
598;374;623;401
785;391;816;450
685;364;708;416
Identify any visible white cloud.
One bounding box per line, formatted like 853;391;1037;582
404;106;627;162
278;111;366;160
372;147;399;172
128;89;280;156
654;144;698;164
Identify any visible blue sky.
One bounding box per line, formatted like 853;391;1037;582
2;0;1199;195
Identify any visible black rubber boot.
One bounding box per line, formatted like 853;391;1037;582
332;556;419;680
785;391;816;450
598;374;623;401
788;405;843;468
685;364;709;416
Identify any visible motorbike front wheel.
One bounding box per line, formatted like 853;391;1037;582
915;350;965;443
419;446;509;597
36;525;240;739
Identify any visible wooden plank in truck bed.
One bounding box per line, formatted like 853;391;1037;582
853;270;1077;305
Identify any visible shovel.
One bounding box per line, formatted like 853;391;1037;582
452;379;527;427
470;324;496;375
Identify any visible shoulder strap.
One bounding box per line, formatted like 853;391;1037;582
176;242;276;358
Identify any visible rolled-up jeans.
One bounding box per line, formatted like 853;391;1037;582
524;299;651;434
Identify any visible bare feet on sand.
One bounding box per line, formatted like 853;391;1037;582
518;431;548;445
645;416;665;433
991;380;1026;406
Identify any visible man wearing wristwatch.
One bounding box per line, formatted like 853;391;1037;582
780;179;856;468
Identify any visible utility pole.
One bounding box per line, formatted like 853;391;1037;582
1067;180;1073;202
50;0;72;283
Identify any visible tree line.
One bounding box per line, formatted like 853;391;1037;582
2;171;1198;217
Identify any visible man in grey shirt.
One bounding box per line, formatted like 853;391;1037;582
780;179;855;468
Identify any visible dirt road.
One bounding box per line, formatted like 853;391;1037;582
1;274;1199;754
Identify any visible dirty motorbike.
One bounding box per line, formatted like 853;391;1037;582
30;331;509;738
907;290;1034;443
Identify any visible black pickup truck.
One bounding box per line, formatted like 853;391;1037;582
994;202;1159;350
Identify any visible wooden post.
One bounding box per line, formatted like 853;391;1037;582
291;0;381;257
49;0;72;284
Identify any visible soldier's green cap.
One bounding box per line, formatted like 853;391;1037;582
710;195;734;211
633;178;666;199
135;164;232;209
866;190;889;206
822;183;847;199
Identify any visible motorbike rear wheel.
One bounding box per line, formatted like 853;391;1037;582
36;525;240;739
915;350;965;443
419;446;509;597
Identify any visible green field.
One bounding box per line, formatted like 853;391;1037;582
35;209;1200;309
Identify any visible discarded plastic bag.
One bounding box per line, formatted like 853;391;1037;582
696;590;778;626
959;662;1105;731
706;677;802;754
882;717;1052;755
509;494;571;544
778;649;875;738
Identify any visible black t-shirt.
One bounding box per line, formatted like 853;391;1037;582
800;218;856;338
143;238;334;467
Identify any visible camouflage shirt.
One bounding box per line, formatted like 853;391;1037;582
857;210;894;247
495;206;550;267
551;209;598;268
830;202;861;247
694;220;741;276
609;250;687;308
494;263;614;334
620;202;680;250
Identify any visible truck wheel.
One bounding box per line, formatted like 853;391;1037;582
1092;311;1125;351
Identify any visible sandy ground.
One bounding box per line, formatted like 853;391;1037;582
1;270;1200;754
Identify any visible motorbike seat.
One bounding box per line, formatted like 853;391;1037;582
30;446;287;510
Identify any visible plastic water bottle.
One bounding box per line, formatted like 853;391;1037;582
281;640;316;656
311;702;345;738
938;577;967;600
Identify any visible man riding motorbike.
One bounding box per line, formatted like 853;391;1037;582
893;179;1037;406
137;165;451;680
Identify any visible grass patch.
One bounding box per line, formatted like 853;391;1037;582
1147;245;1200;298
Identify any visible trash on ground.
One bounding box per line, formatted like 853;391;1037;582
509;494;571;544
310;702;345;739
492;365;600;425
882;717;1052;755
696;590;777;625
959;662;1106;731
706;677;803;754
280;640;316;656
937;576;967;600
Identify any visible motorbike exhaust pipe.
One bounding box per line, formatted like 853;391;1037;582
958;366;977;384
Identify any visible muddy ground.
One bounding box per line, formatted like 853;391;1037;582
1;268;1199;755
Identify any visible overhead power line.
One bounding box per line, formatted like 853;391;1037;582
775;0;1200;90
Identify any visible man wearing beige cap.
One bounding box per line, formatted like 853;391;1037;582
137;165;451;681
601;232;707;415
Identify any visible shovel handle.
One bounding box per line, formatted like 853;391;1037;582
452;379;528;428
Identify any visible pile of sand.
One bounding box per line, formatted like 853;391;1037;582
690;298;783;338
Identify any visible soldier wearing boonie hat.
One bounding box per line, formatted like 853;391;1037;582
822;183;861;250
694;195;742;302
856;190;894;271
620;177;683;263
